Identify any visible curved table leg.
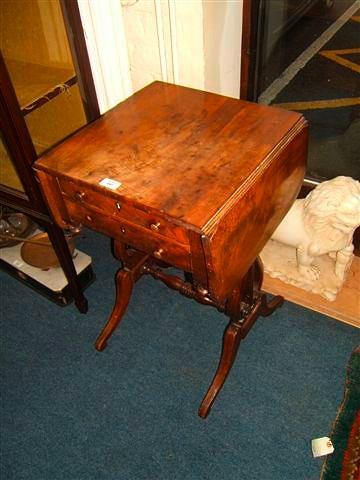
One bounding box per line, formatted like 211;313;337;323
198;301;261;418
95;268;133;351
95;246;150;352
198;319;242;418
260;294;284;316
199;258;284;418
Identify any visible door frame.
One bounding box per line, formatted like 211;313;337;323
76;0;133;114
240;0;264;102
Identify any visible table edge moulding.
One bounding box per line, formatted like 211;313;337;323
34;81;308;418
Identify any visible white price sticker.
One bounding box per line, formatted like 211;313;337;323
311;437;334;458
99;178;122;190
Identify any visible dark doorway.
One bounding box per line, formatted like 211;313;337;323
241;0;360;183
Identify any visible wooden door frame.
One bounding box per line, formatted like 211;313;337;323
240;0;264;101
75;0;133;114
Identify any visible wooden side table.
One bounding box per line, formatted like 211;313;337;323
34;82;308;417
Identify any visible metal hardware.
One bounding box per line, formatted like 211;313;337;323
120;227;126;234
85;215;93;222
150;222;160;232
153;248;164;259
75;191;86;201
69;224;82;234
197;286;208;295
115;201;121;211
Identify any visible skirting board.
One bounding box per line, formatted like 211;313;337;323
262;256;360;329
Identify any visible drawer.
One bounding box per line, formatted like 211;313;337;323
65;199;192;272
58;178;189;245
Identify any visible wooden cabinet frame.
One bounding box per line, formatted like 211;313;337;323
0;1;100;309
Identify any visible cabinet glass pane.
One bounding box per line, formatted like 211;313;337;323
257;0;360;181
0;0;87;155
0;131;24;192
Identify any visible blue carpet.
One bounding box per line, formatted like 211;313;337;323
1;230;359;480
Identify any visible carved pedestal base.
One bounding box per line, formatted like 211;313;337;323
261;240;353;301
95;243;283;418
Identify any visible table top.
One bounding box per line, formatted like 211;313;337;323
36;82;303;229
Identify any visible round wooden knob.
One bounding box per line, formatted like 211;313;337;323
153;248;164;259
150;222;161;232
75;191;85;201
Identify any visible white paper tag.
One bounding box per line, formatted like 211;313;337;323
311;437;334;458
99;178;122;190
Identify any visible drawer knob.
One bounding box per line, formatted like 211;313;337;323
69;223;82;234
153;248;164;259
75;191;86;201
150;222;161;232
115;201;121;211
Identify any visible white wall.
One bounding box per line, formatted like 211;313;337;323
171;0;205;90
203;0;243;98
121;0;163;92
79;0;243;113
121;0;242;98
78;0;132;113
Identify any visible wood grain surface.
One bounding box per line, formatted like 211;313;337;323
35;81;308;301
36;81;305;230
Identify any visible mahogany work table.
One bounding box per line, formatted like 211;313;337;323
34;82;308;418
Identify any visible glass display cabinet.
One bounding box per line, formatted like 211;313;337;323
0;0;100;311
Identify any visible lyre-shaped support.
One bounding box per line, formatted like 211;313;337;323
198;258;283;418
95;246;283;418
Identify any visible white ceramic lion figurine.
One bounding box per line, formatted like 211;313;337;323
271;176;360;282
